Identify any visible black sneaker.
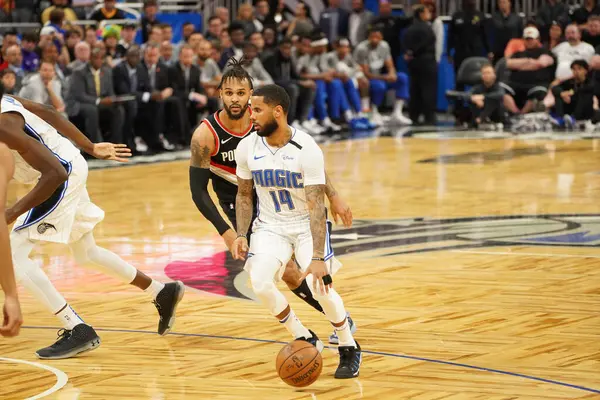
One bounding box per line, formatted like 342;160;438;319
154;281;185;335
297;329;324;353
36;324;100;360
334;341;362;379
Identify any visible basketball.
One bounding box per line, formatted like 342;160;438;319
276;340;323;387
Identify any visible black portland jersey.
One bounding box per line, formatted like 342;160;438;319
203;109;254;203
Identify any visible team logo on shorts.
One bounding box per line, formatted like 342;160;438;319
37;222;57;234
165;214;600;300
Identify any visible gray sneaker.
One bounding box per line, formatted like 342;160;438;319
328;313;357;344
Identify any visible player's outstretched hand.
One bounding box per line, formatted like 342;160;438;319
0;296;23;338
92;143;132;162
301;260;331;295
232;236;249;260
329;195;353;228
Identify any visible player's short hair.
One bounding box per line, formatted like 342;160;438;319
368;24;384;36
480;63;494;72
252;84;290;114
228;21;246;35
218;57;254;90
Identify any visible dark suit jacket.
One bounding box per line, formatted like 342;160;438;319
262;51;301;86
67;63;114;117
113;62;153;102
319;7;350;44
168;63;205;104
139;60;170;92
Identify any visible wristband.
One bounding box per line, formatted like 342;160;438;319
237;234;247;239
311;257;325;261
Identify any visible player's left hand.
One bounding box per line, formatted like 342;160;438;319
92;143;132;162
329;195;352;228
301;260;331;295
232;236;249;260
0;296;23;338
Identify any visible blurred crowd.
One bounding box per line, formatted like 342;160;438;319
2;0;600;155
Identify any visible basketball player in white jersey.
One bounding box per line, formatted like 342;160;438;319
0;90;185;359
0;142;23;338
232;85;361;378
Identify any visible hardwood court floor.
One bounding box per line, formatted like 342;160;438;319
1;135;599;399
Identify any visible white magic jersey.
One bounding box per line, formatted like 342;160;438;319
1;96;80;184
236;128;326;227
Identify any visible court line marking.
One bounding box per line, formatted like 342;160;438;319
0;356;69;399
22;325;600;395
451;249;600;259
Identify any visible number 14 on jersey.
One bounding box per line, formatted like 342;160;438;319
269;189;295;212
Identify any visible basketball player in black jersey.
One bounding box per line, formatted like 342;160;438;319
189;59;355;343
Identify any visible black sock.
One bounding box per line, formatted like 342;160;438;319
291;279;324;314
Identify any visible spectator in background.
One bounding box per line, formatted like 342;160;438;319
67;41;90;73
256;0;275;27
85;26;98;47
40;42;66;83
141;0;159;44
21;33;40;73
348;0;374;47
219;22;246;68
42;0;78;25
536;0;569;41
160;41;174;66
583;16;600;47
551;59;595;125
320;0;350;45
469;64;506;125
116;22;138;59
491;0;523;63
421;0;444;64
355;26;412;124
236;4;262;36
38;26;70;69
263;37;317;130
214;7;230;30
570;0;599;28
146;25;164;47
239;42;274;88
373;0;409;65
272;0;295;35
19;60;65;113
173;21;196;61
67;47;124;143
544;21;565;50
160;24;173;43
188;32;204;55
197;40;222;97
0;45;23;93
0;69;17;95
0;31;18;65
286;2;315;38
90;0;126;22
504;27;556;114
505;21;539;57
205;16;223;41
447;0;492;72
65;30;82;62
103;29;120;65
403;4;437;125
47;9;67;36
553;24;595;80
249;32;269;60
263;26;278;52
211;40;225;64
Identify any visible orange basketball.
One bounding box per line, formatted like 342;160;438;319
276;340;323;387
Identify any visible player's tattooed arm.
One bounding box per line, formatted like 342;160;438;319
190;124;214;168
305;184;327;258
325;172;353;228
324;171;338;199
235;177;254;237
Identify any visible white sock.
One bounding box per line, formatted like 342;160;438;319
361;98;370;112
372;105;380;115
280;309;311;339
56;304;86;330
344;109;354;121
395;99;405;114
334;318;356;348
144;280;165;300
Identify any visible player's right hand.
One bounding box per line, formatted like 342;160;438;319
222;229;237;252
301;260;331;295
0;296;23;338
232;236;249;260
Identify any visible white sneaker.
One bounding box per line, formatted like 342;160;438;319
393;112;413;125
323;117;342;132
302;120;325;135
291;120;303;131
159;134;176;151
134;136;148;153
370;112;384;127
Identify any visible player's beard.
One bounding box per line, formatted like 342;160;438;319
224;103;247;120
256;118;279;137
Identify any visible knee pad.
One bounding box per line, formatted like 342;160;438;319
69;236;93;265
247;254;288;315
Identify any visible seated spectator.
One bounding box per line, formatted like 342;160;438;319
249;32;271;61
197;40;222;97
0;45;24;93
65;30;82;62
469;64;506;125
67;47;124;143
214;7;230;30
19;60;65;113
286;2;315;38
0;70;18;95
210;40;225;65
42;0;78;25
570;0;599;28
39;42;67;84
160;41;174;66
553;24;595;80
235;4;262;37
84;26;98;47
583;16;600;47
67;41;90;73
37;26;70;69
205;16;223;41
146;25;164;48
116;22;137;59
219;22;246;69
256;0;275;27
173;22;198;61
272;0;295;35
21;33;40;73
544;21;564;51
323;38;365;115
90;0;126;22
535;0;569;42
504;27;556;114
354;26;411;124
141;0;159;44
160;24;173;43
505;21;539;58
263;38;318;130
551;59;595;125
239;42;273;88
348;0;374;47
263;26;278;53
491;0;523;63
219;31;232;49
47;9;67;37
188;32;204;56
103;28;120;65
0;31;18;65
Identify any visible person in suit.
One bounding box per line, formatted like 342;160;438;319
319;0;350;45
348;0;374;47
67;47;124;143
219;22;246;69
169;45;213;144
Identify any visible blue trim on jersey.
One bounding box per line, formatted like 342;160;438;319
14;123;73;231
324;220;334;261
261;126;297;155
